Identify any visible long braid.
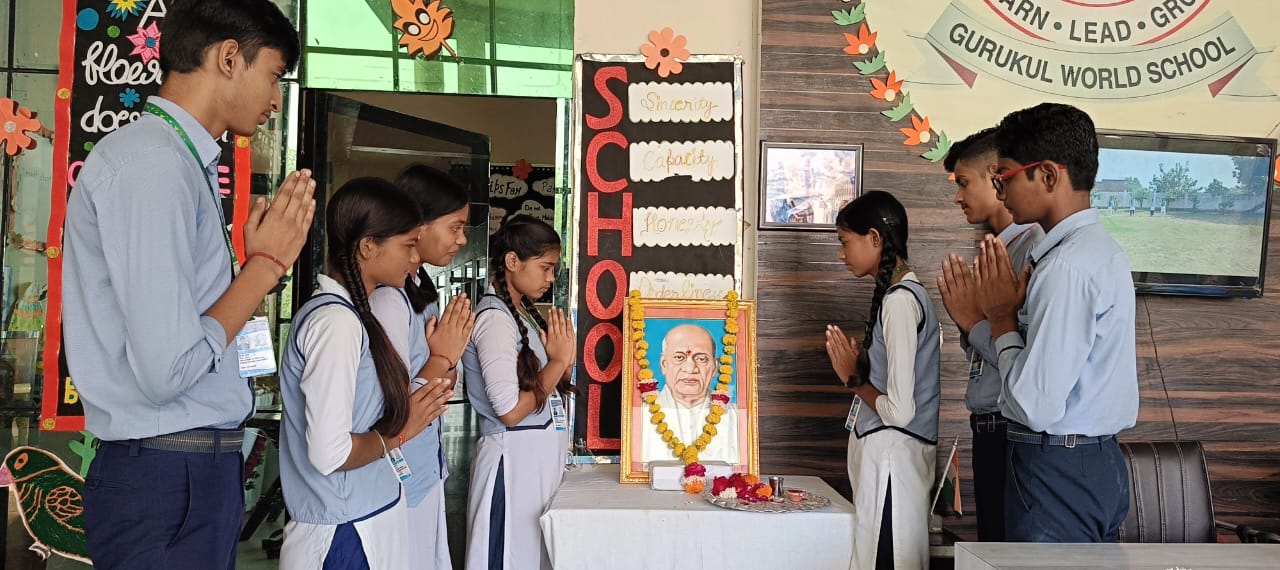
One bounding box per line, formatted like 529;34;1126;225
493;266;550;409
520;296;575;395
340;253;411;436
404;267;438;313
856;237;901;384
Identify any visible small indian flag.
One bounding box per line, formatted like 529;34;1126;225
932;437;963;517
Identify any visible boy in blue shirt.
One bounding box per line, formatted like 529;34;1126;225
975;103;1138;543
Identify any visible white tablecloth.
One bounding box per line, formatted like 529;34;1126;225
539;465;855;570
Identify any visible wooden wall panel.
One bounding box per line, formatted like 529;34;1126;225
757;0;1278;540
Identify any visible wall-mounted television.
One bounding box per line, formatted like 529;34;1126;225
1092;130;1276;298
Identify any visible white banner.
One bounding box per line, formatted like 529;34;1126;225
629;140;735;182
628;271;735;300
632;206;737;247
627;81;735;123
982;0;1211;46
924;3;1265;100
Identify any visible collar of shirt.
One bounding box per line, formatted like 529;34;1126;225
997;222;1036;245
146;95;222;170
1028;209;1098;267
316;273;354;301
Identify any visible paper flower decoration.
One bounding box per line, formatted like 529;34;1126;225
392;0;458;60
900;115;932;146
842;24;877;56
641;27;691;78
118;88;141;108
870;71;904;102
127;22;161;64
513;159;533;180
0;98;41;157
107;0;143;20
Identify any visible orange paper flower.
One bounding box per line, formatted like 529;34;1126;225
870;71;904;102
0;98;41;157
900;115;932;146
641;27;691;78
392;0;458;60
513;158;533;180
842;24;877;56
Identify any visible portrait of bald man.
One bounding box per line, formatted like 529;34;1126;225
640;323;741;465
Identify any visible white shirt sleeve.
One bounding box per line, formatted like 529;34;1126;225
875;288;923;427
297;306;364;476
472;309;522;417
369;287;412;373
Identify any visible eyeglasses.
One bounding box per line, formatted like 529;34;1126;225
992;161;1067;196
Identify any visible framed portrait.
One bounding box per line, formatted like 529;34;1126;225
620;298;759;483
759;141;863;230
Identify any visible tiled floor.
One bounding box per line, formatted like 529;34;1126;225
237;402;479;569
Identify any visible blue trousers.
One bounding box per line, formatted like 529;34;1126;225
1005;436;1129;542
84;442;244;569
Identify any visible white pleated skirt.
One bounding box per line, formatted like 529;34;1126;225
280;492;409;570
407;481;452;570
847;429;936;570
464;424;567;570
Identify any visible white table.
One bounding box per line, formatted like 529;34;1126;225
955;542;1280;569
540;465;855;570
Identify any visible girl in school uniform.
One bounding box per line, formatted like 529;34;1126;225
278;177;453;569
462;216;575;570
824;191;942;570
369;165;475;569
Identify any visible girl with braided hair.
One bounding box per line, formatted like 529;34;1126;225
278;177;453;569
369;164;474;570
824;190;941;570
462;215;575;570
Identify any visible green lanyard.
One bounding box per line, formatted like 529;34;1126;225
144;102;240;269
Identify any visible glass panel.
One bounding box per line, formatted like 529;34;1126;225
306;0;394;51
494;0;573;60
0;0;10;67
397;57;491;94
495;66;571;98
0;74;57;431
14;0;61;69
306;52;395;90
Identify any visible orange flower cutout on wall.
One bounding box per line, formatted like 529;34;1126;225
900;115;932;146
513;159;533;180
842;24;877;56
0;97;41;157
641;27;691;78
391;0;458;61
870;71;904;102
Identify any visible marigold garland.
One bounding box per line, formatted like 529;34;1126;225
631;289;739;493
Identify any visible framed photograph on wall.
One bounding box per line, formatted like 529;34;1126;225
620;297;759;483
759;142;863;230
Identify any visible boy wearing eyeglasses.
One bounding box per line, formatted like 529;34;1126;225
937;128;1043;542
974;103;1138;543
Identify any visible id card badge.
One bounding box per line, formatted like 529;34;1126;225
387;447;413;482
845;397;861;432
549;393;568;432
968;353;984;383
235;317;276;378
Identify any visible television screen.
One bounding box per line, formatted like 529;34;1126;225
1093;130;1276;297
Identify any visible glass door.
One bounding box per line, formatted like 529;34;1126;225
296;91;491;400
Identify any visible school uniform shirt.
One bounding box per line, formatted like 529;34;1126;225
369;285;447;506
278;274;408;569
369;283;452;570
963;222;1045;414
63;96;250;441
462;290;567;570
847;274;941;570
994;209;1139;436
